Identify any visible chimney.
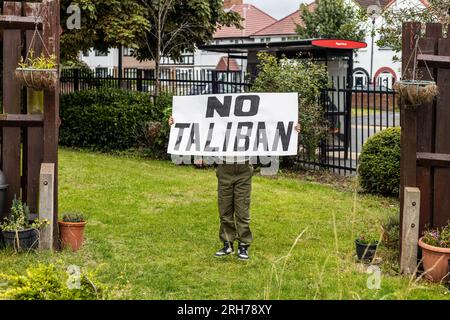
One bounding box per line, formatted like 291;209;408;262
224;0;243;9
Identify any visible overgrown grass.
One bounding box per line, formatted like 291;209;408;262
0;149;448;300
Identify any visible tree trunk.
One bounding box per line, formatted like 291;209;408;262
154;57;160;100
154;34;161;101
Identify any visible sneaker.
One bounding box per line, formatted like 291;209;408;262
215;242;234;257
237;245;250;260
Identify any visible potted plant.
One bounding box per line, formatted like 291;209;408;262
355;234;379;262
15;50;58;91
418;224;450;283
59;213;86;252
0;196;48;251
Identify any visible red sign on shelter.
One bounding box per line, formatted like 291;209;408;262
312;39;367;50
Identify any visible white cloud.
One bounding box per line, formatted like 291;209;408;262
244;0;311;19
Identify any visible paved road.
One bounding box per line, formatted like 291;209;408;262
324;112;400;172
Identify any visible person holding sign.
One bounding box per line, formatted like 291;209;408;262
168;93;300;260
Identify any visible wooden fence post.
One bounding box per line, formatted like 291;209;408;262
39;163;55;250
400;187;421;275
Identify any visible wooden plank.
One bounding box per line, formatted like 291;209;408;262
401;187;421;275
25;1;44;215
400;22;422;251
38;163;54;251
0;114;44;127
3;2;21;16
417;152;450;167
417;54;450;69
0;15;43;30
416;32;439;235
42;0;60;249
402;22;422;80
2;1;23;216
433;37;450;228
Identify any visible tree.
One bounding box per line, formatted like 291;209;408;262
377;0;449;61
60;0;149;61
251;53;330;161
133;0;241;97
297;0;367;41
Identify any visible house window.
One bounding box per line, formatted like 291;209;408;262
82;50;90;57
123;47;135;57
95;50;108;57
124;68;138;78
352;68;370;88
260;37;271;43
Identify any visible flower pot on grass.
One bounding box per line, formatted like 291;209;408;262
2;228;39;251
59;213;86;252
355;235;379;262
0;196;48;252
419;225;450;283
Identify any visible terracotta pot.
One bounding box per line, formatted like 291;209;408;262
59;221;86;252
418;237;450;283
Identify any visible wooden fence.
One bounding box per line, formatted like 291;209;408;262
0;1;60;249
400;22;450;256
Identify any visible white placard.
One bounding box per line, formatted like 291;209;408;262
168;93;299;157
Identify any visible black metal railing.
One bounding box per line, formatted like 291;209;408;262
296;76;398;175
60;68;250;96
60;69;398;175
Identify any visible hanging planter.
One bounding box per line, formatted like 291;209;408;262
15;67;58;91
395;33;439;108
14;15;58;91
15;51;58;91
394;80;438;108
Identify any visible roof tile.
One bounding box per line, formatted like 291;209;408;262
214;4;277;39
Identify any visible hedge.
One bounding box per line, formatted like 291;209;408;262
358;127;401;196
60;88;171;153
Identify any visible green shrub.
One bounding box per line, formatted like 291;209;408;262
60;89;171;152
0;264;108;300
358;127;401;196
252;53;330;161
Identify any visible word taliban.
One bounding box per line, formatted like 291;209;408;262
171;95;296;156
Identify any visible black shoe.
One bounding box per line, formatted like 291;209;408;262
215;242;234;257
237;245;250;260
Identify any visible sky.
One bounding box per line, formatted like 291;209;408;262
244;0;311;19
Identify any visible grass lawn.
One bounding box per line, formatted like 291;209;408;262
0;148;448;300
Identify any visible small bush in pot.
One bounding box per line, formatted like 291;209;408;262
355;234;379;262
0;196;49;251
59;213;86;252
419;224;450;283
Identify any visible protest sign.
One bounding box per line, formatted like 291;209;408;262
168;93;298;157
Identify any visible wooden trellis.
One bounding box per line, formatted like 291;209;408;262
0;0;60;249
400;22;450;272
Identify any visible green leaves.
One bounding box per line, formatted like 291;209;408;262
59;88;171;153
251;53;330;161
61;0;149;61
134;0;241;62
377;0;449;61
358;127;401;196
297;0;367;42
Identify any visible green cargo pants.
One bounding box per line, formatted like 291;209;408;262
216;163;254;246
